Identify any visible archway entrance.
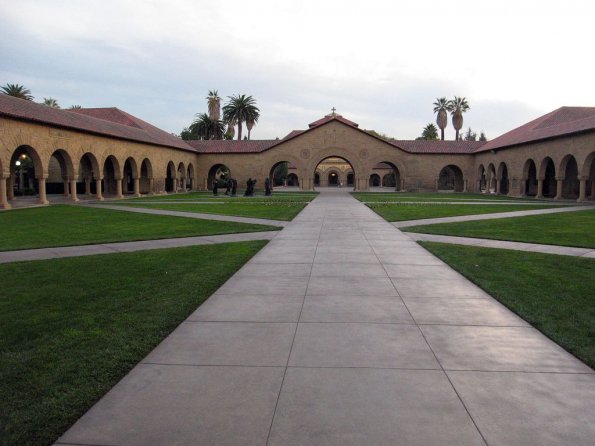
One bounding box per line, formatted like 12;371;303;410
541;157;556;197
523;159;537;196
370;161;402;190
9;145;45;203
560;155;579;199
369;174;380;187
208;164;231;190
438;165;464;192
166;161;176;192
140;159;153;194
498;162;509;195
313;156;354;189
270;161;300;187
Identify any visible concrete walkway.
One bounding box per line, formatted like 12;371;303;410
393;204;592;228
407;232;595;258
89;203;288;227
56;190;594;446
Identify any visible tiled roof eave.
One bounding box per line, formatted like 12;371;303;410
475;127;595;153
0;112;197;153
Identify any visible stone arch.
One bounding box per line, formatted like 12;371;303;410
346;172;354;186
369;173;380;187
268;155;304;188
287;173;300;186
477;164;487;192
103;155;122;196
187;163;195;190
307;149;362;190
438;164;464;192
539;157;556;198
123;157;139;195
580;151;595;200
523;159;538;196
207;163;231;191
47;149;75;195
314;172;320;186
497;162;509;195
166;161;176;192
487;163;497;193
9;145;45;202
559;154;579;199
368;161;402;191
140;158;153;194
78;152;101;197
177;162;187;191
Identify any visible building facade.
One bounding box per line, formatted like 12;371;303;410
1;94;594;209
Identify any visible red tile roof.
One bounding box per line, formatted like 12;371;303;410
390;140;486;154
0;95;195;151
308;114;359;128
476;106;595;152
186;139;279;153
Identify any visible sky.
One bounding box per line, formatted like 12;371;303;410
1;0;593;140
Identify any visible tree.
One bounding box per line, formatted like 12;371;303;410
1;83;33;100
479;131;487;141
189;113;224;140
222;94;260;140
69;105;82;109
433;97;452;140
273;162;288;185
246;115;259;140
464;127;477;141
450;96;470;140
419;123;439;140
206;90;221;121
42;97;60;108
224;120;235;140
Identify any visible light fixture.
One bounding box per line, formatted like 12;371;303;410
15;160;21;166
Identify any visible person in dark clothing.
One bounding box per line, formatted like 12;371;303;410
212;179;218;195
264;177;272;196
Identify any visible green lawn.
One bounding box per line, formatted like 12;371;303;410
421;242;595;369
406;209;595;248
352;192;546;202
115;201;308;221
0;205;278;251
0;241;268;446
362;202;561;221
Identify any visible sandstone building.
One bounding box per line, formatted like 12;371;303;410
1;94;594;209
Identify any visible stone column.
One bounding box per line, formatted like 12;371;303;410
435;178;439;191
149;178;155;194
85;178;91;195
133;178;141;197
115;179;124;199
519;179;526;196
37;176;49;205
577;178;587;202
463;179;468;193
95;179;104;201
536;179;544;198
63;179;70;196
496;179;501;195
69;180;79;202
8;174;15;200
0;175;11;209
555;178;563;200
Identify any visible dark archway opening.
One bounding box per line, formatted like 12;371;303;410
347;172;354;186
140;159;152;194
166;161;176;192
103;156;119;195
313;156;354;189
524;160;537;196
561;156;579;199
314;173;320;187
499;163;509;195
438;165;464;192
542;158;556;197
369;174;380;187
328;171;339;186
10;146;39;197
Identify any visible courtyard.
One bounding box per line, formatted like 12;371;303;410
1;189;593;445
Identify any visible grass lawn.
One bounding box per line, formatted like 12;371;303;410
352;192;547;202
361;202;561;221
0;205;278;251
0;241;268;446
421;242;595;369
406;209;595;248
115;201;308;221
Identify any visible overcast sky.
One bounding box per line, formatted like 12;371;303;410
1;0;593;140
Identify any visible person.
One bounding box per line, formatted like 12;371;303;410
224;178;232;195
212;179;218;195
264;177;271;196
231;178;237;196
244;178;252;196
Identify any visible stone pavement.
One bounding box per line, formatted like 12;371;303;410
393;204;591;228
89;203;288;227
407;232;595;258
56;190;595;446
0;231;278;264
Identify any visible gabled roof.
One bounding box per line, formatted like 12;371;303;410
476;106;595;152
390;140;485;154
308;113;359;128
0;95;195;152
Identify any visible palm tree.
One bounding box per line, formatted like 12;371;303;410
69;105;82;109
1;83;33;100
190;113;224;140
433;97;452;140
206;90;221;121
222;94;260;140
246;114;259;140
450;96;470;140
421;123;439;140
225;120;235;140
42;97;60;108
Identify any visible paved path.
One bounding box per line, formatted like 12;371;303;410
89;203;289;227
0;232;278;264
393;204;591;228
56;190;594;446
406;232;595;258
